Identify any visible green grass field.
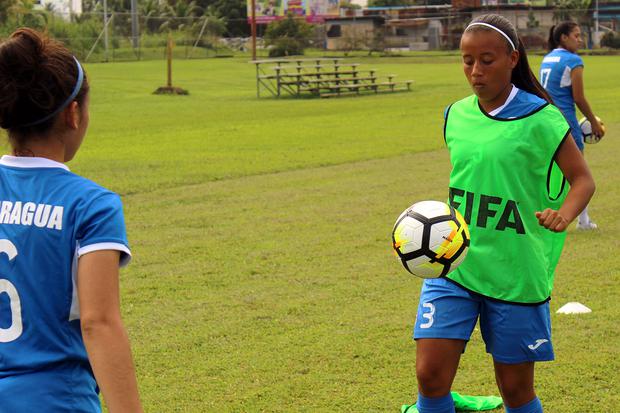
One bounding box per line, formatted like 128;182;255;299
30;54;620;411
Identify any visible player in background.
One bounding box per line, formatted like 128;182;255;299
540;21;605;230
412;14;595;413
0;29;143;412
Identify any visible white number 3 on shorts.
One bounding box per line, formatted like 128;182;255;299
420;302;435;329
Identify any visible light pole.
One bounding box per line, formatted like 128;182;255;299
103;0;109;62
594;0;600;48
251;0;257;61
131;0;139;53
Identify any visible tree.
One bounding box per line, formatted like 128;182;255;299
188;5;226;43
526;9;540;28
600;31;620;48
5;0;47;29
141;0;165;33
552;0;591;22
0;0;18;24
189;0;246;36
368;26;386;55
160;0;202;31
340;25;368;55
193;6;227;38
211;0;247;37
264;13;314;57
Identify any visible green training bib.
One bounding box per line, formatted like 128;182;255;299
444;95;570;304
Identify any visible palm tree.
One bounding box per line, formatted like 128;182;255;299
159;0;202;32
0;0;18;24
192;5;226;37
553;0;591;22
7;0;46;29
141;0;164;33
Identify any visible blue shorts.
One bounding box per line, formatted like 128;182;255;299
413;278;554;364
0;362;101;412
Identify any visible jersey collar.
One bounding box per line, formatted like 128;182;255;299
488;84;518;117
0;155;70;171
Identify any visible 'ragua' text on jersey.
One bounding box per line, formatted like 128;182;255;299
449;187;525;235
0;201;63;230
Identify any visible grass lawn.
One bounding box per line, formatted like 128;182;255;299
13;53;619;411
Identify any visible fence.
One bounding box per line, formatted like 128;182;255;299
0;11;242;62
0;8;617;63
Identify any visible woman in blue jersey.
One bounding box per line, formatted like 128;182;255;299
540;22;605;230
0;29;142;412
412;15;595;413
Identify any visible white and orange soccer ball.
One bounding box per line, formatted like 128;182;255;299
392;200;470;279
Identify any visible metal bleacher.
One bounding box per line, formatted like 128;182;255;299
251;58;413;99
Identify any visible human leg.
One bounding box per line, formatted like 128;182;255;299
503;396;543;413
493;360;541;411
574;134;597;229
480;299;552;412
415;341;462;413
577;206;597;229
413;278;480;412
576;152;597;229
416;390;458;413
416;338;466;397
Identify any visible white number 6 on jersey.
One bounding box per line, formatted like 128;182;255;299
0;239;22;343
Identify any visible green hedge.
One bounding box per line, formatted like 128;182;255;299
601;31;620;49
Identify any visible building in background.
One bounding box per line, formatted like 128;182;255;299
323;2;596;51
326;4;457;51
325;15;384;50
35;0;82;17
248;0;616;51
249;0;341;23
598;0;620;30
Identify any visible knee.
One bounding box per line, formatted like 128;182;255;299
498;382;535;407
416;361;453;397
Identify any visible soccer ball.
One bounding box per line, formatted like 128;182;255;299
392;200;470;279
579;116;605;144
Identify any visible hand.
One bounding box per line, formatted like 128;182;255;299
591;119;605;139
535;209;569;232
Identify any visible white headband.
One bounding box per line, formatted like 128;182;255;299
465;22;516;51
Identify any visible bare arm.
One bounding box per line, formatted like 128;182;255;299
78;250;143;413
571;67;605;138
535;134;595;232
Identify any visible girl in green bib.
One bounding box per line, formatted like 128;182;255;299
412;14;595;413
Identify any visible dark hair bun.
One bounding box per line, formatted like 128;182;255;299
0;28;89;134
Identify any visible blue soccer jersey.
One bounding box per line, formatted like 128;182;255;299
540;48;584;148
444;84;547;121
487;85;547;119
0;155;131;410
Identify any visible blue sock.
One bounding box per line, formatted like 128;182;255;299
505;396;543;413
416;392;455;413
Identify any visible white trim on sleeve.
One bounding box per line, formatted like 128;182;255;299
78;242;132;267
560;66;572;88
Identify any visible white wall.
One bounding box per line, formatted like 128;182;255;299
39;0;82;17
